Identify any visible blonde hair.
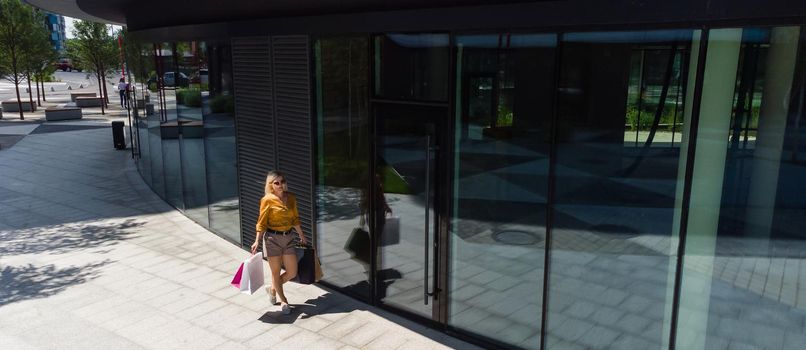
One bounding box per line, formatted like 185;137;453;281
263;170;287;197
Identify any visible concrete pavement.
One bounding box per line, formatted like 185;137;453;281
0;95;478;349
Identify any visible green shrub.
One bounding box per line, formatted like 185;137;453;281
176;88;202;107
209;94;234;113
175;89;185;104
183;92;201;107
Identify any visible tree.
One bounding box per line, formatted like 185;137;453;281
69;20;118;114
0;0;40;120
122;30;154;102
20;11;53;111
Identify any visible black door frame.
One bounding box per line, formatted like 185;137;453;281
366;32;453;327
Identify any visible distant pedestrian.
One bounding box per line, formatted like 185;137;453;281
251;170;308;315
117;78;127;108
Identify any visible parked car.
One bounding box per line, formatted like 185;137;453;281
55;58;82;72
147;71;189;87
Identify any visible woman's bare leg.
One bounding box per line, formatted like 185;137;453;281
279;253;298;286
267;256;287;303
276;254;298;306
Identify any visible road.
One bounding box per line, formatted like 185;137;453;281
0;70;123;103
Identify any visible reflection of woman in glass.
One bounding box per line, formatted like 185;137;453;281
250;170;308;315
362;171;392;238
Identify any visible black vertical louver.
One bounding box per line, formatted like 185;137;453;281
232;36;275;249
272;35;314;243
232;35;314;249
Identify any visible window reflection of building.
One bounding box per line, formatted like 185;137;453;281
131;39;240;244
125;25;806;350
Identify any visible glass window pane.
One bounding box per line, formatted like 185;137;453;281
450;33;556;349
548;29;698;349
158;42;184;209
147;43;166;198
204;41;240;242
677;26;806;350
374;34;449;101
179;41;209;226
315;37;371;299
127;37;154;187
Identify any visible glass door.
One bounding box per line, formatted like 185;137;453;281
374;102;446;320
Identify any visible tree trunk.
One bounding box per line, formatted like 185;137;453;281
8;44;24;119
97;73;105;115
26;73;35;111
35;74;41;107
41;78;47;101
101;71;110;106
14;80;24;120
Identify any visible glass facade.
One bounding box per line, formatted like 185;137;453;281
548;29;698;350
677;26;806;350
314;37;372;299
313;26;806;350
451;33;555;349
130;39;240;244
129;22;806;350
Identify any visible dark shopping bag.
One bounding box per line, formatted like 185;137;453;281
345;227;370;265
381;216;400;246
293;246;318;284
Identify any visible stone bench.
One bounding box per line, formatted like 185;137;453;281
2;100;34;112
70;92;96;102
75;97;104;107
45;108;83;121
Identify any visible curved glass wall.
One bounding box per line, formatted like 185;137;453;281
129;24;806;350
314;37;372;299
131;39;240;244
678;26;806;350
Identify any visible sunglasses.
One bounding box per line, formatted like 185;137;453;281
272;180;287;185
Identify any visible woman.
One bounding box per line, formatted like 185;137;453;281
117;78;128;108
250;170;307;314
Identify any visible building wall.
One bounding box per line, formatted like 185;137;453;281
42;12;65;52
128;12;806;350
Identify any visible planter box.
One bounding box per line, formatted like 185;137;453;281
75;97;104;107
45;108;83;121
2;100;34;112
70;92;96;102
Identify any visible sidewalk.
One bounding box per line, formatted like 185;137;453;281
0;103;479;349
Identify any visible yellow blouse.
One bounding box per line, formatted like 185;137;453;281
256;193;300;233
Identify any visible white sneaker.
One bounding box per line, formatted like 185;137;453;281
266;287;277;305
281;303;290;315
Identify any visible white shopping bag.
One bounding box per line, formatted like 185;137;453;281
239;254;265;295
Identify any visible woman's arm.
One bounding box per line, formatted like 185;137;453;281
250;231;263;254
294;224;307;246
251;198;270;254
290;194;307;245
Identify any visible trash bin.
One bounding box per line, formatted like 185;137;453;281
112;121;126;150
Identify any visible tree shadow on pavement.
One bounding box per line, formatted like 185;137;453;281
0;260;111;306
0;218;144;256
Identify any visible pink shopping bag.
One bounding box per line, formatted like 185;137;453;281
230;262;244;288
230;254;264;294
